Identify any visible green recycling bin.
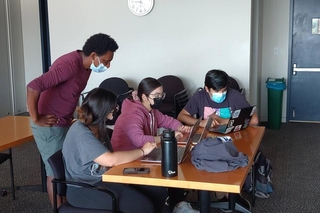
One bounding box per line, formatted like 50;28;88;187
266;78;286;129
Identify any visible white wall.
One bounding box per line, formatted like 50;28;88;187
18;0;292;123
47;0;252;98
260;0;290;122
0;0;29;117
21;0;42;85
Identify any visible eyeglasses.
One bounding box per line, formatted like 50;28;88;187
111;104;119;113
148;93;166;100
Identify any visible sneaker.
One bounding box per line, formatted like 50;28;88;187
173;201;199;213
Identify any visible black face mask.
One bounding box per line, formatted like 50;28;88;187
150;98;163;109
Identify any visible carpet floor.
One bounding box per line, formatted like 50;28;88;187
1;122;320;212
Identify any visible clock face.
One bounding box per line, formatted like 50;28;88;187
128;0;154;16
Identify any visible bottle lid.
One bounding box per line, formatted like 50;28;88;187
162;129;174;139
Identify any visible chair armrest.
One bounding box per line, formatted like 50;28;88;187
80;92;89;100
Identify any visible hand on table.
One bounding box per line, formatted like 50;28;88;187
141;142;157;155
174;131;183;139
200;118;219;128
209;114;220;127
177;125;192;133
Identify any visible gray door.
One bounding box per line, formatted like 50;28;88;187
289;0;320;122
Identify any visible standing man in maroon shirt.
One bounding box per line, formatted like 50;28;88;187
27;33;118;206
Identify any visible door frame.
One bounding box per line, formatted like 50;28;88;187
286;0;294;123
38;0;51;74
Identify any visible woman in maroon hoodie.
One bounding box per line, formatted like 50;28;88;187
112;77;190;151
112;77;199;213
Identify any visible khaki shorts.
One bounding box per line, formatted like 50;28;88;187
30;121;69;177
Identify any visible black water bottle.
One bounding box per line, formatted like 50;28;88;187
161;129;178;177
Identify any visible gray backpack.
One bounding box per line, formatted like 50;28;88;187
243;150;274;198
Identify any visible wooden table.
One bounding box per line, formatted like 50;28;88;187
0;116;42;199
102;126;265;213
0;116;34;151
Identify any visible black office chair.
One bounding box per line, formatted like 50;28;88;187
228;76;245;96
190;87;204;119
48;150;120;213
99;77;133;125
158;75;186;118
173;88;189;118
0;150;15;200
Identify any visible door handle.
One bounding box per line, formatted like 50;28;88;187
293;63;320;75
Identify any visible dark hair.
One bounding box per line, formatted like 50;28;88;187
77;88;117;150
82;33;119;56
136;77;162;101
204;69;229;91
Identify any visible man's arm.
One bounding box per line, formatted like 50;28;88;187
27;87;58;126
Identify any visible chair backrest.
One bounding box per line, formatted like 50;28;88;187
227;76;241;91
227;76;245;95
99;77;131;96
158;75;185;102
157;75;185;116
48;150;67;196
99;77;133;125
174;88;189;118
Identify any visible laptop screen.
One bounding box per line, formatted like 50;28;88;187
180;117;202;160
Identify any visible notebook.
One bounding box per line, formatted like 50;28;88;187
209;105;256;134
141;117;201;164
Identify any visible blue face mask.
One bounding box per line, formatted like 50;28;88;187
90;57;107;73
211;91;227;103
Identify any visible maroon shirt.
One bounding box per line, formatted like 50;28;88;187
27;50;91;127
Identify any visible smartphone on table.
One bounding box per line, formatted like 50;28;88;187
123;167;150;174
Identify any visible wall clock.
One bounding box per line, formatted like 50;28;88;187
128;0;154;16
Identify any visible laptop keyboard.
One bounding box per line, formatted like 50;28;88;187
192;134;201;143
177;146;185;161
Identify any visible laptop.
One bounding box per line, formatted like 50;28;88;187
190;116;213;144
178;116;213;145
141;117;201;164
209;105;256;134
